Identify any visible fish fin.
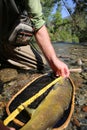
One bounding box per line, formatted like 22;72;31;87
22;105;35;116
53;82;59;90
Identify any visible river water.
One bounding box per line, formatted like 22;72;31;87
0;42;87;130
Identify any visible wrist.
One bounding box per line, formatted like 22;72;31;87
49;55;59;64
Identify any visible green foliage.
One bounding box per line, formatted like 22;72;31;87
41;0;59;22
52;10;63;31
71;0;87;42
41;0;87;43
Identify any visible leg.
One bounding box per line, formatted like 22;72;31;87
0;42;47;70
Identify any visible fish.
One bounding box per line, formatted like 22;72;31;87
20;78;73;130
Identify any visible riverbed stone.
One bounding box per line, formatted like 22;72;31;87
0;68;18;82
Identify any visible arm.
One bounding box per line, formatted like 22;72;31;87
34;25;70;77
27;0;70;77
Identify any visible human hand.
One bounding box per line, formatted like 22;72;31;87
9;128;16;130
0;121;15;130
50;57;70;78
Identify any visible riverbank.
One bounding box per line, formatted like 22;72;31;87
0;43;87;130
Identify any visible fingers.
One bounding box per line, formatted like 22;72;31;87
55;65;70;78
56;69;69;78
63;66;70;77
50;58;70;78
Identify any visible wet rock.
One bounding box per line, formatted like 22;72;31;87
77;58;83;66
82;58;87;62
82;105;87;112
81;72;87;80
76;93;86;106
72;117;80;127
0;68;18;82
79;119;87;130
83;67;87;72
70;73;83;89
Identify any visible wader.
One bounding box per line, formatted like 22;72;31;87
0;0;47;70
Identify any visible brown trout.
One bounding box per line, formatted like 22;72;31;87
20;78;72;130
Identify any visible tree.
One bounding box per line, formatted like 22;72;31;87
70;0;87;42
40;0;87;42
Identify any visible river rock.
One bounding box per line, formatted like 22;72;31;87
0;68;18;82
82;105;87;112
72;117;80;127
81;73;87;80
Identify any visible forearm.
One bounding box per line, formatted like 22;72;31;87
28;0;69;77
34;25;70;77
34;25;58;64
